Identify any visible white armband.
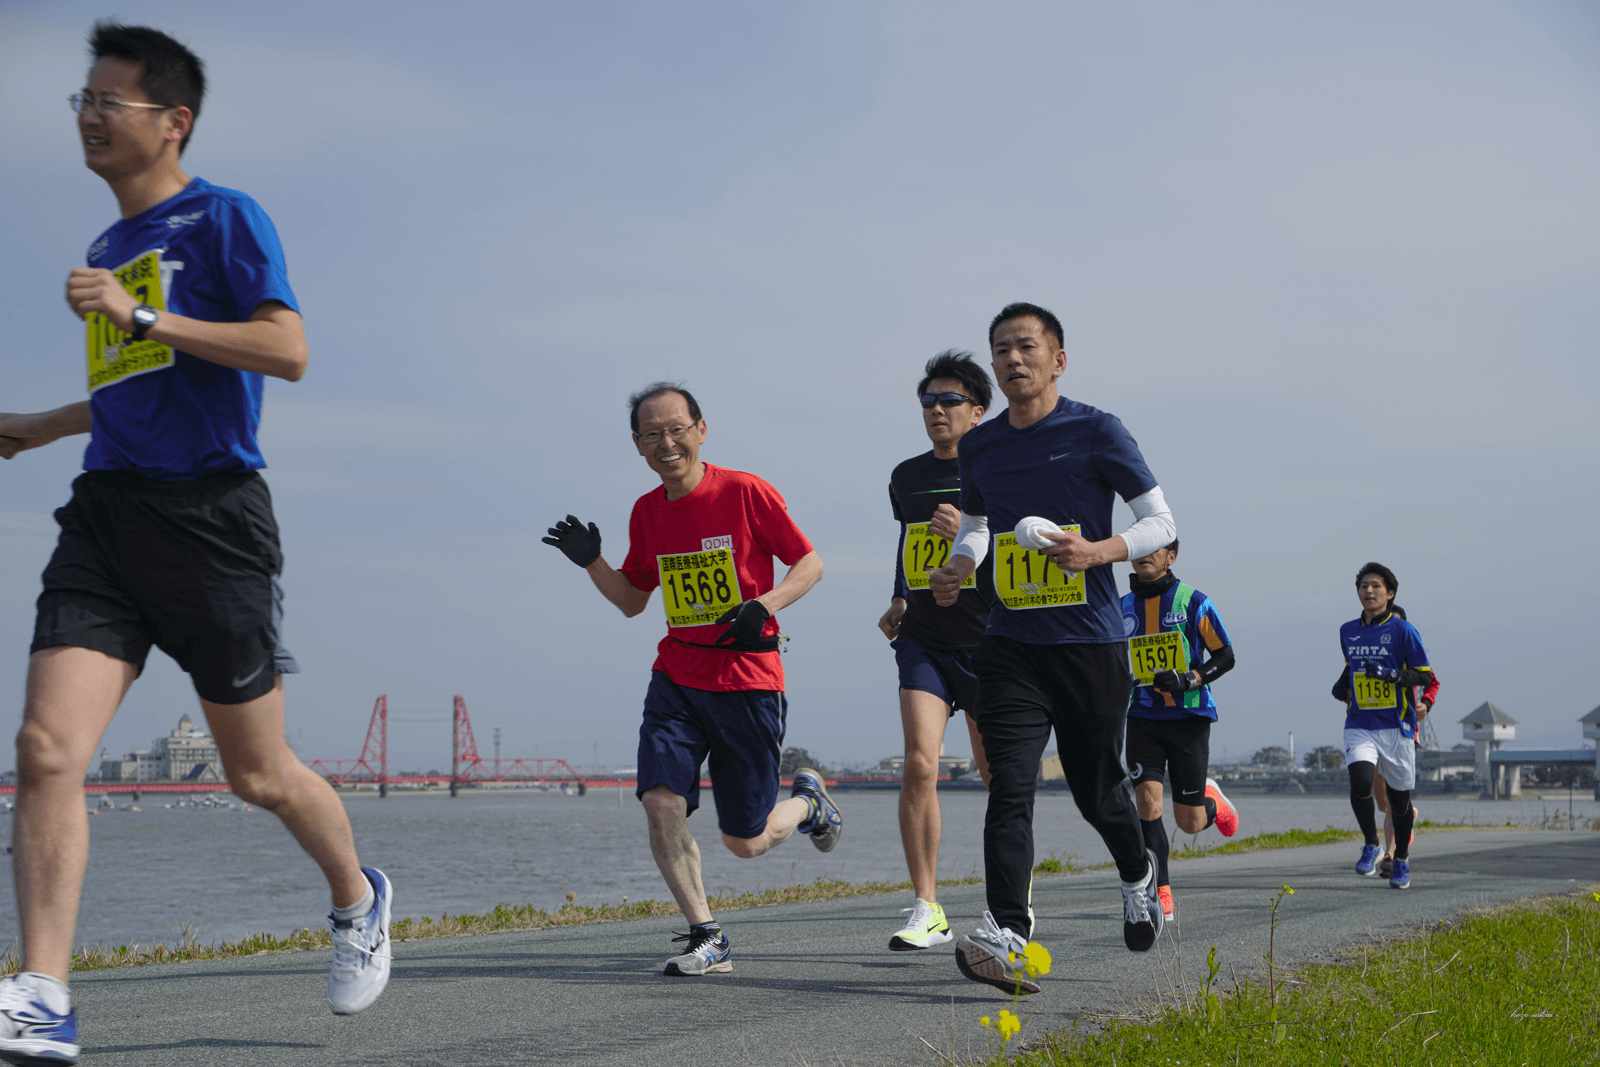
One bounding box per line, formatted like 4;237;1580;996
952;512;990;567
1119;486;1176;561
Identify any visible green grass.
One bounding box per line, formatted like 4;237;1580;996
984;889;1600;1066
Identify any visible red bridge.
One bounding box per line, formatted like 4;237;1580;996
305;695;587;797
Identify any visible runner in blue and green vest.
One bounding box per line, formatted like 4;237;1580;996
1120;539;1238;924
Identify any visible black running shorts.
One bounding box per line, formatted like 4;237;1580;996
32;470;300;704
1125;714;1211;801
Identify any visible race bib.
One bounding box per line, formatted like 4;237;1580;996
1353;674;1396;710
1129;631;1190;686
993;525;1086;611
85;249;175;394
902;523;974;591
657;547;740;628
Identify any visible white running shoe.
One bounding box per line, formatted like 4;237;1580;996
328;867;393;1015
0;972;78;1065
664;927;732;975
889;899;953;951
1120;848;1165;952
955;911;1040;994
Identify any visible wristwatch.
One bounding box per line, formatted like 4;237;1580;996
130;303;159;342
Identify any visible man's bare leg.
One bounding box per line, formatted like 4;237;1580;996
721;795;812;858
203;678;367;908
898;688;952;901
962;710;991;788
13;647;136;984
641;785;713;924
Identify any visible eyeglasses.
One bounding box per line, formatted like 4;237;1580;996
921;392;976;410
634;423;699;445
69;93;172;118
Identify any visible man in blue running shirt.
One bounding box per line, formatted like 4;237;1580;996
0;24;392;1061
1121;540;1239;925
929;302;1177;994
1334;562;1434;890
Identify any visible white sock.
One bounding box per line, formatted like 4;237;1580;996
18;973;70;1015
332;881;375;922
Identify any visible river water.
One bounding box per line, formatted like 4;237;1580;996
1;788;1595;952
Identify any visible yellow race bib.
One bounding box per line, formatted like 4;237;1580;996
993;526;1086;611
1353;674;1396;710
1129;631;1190;686
86;249;175;394
902;523;975;591
657;548;740;629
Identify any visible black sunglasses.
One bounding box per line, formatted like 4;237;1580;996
920;392;976;410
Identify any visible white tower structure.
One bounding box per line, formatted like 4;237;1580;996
1460;702;1517;795
1581;705;1600;801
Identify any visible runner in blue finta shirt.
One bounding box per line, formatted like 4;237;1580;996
879;350;995;952
1334;562;1434;890
0;25;391;1062
929;302;1177;995
1121;540;1239;925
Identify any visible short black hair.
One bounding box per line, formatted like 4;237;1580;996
88;22;206;154
1356;562;1398;596
917;350;992;410
628;382;702;434
988;302;1064;349
1167;539;1179;554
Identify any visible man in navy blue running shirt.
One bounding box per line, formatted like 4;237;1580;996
929;302;1176;994
878;350;994;952
0;24;391;1060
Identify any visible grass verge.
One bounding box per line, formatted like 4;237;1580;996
988;889;1600;1066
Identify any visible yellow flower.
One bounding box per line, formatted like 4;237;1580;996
1022;941;1054;979
996;1009;1022;1041
1282;885;1294;895
980;1015;993;1029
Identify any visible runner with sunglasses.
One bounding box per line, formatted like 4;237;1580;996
1333;563;1434;890
0;24;392;1063
929;302;1176;994
543;383;838;977
879;351;995;952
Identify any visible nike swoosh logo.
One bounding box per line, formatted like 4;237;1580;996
231;663;268;689
1049;452;1075;461
1180;789;1201;796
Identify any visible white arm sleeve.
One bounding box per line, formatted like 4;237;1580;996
951;512;990;566
1118;485;1176;561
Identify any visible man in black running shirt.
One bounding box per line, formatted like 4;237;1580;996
878;350;995;952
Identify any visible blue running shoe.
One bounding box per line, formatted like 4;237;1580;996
0;972;79;1065
1389;858;1411;890
1356;844;1382;876
792;768;842;852
328;867;393;1015
664;927;732;975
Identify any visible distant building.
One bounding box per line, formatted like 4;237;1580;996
97;713;224;783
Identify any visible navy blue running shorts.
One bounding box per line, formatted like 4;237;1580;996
892;637;979;715
636;671;786;839
32;471;299;705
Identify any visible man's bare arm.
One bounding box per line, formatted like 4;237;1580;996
0;403;92;460
756;551;823;615
584;557;654;618
67;268;308;382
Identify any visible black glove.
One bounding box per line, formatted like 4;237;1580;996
542;514;602;567
1362;660;1401;683
1152;669;1192;695
714;600;771;647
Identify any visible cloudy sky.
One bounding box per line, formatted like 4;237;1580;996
2;1;1596;775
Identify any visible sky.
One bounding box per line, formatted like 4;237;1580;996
1;1;1597;775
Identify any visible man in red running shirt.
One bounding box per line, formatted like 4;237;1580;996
543;383;836;977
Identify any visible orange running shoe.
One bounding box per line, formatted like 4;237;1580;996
1157;885;1175;924
1205;777;1238;837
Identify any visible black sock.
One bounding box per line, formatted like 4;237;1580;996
1350;793;1379;846
1202;797;1218;831
691;920;721;938
1141;818;1170;886
1387;786;1414;860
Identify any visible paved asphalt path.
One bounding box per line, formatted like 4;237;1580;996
70;830;1596;1066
